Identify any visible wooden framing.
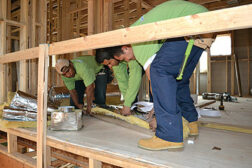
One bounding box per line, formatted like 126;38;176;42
1;4;252;168
0;0;7;104
48;4;252;55
19;0;28;92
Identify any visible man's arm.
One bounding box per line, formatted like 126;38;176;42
85;83;95;114
69;89;83;109
121;60;142;115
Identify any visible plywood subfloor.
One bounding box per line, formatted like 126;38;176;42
38;116;251;168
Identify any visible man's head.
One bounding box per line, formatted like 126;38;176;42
95;48;119;69
96;45;135;65
55;59;75;78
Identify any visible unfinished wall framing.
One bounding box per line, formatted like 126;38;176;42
1;4;252;167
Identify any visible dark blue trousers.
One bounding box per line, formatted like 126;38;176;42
70;72;107;108
150;38;203;142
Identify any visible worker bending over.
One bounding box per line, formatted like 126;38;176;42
55;55;108;114
95;48;142;116
100;0;214;150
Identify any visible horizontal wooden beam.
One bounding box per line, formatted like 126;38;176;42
0;47;39;64
0;18;25;27
49;4;252;55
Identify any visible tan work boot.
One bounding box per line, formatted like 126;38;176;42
138;136;184;150
188;121;199;136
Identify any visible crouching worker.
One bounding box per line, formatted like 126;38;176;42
97;1;214;150
95;48;142;116
56;55;108;114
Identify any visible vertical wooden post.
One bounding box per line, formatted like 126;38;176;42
207;48;212;93
247;30;250;95
62;1;70;41
30;0;37;95
38;0;47;43
19;0;28;92
104;0;112;32
234;53;242;97
231;31;235;95
37;44;49;168
137;0;142;20
0;0;7;104
7;133;17;153
89;158;102;168
46;146;52;167
196;63;200;95
225;55;228;92
88;0;94;55
124;0;129;27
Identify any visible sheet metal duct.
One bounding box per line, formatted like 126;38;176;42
2;106;37;121
9;90;58;113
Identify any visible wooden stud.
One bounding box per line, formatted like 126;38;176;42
7;133;17;153
231;31;235;95
88;0;94;55
29;0;37;95
36;44;49;168
0;0;7;103
89;158;102;168
49;4;252;56
46;146;52;167
234;53;242;96
196;63;200;94
247;30;250;95
19;0;28;92
136;0;142;20
226;46;229;92
104;0;112;32
123;0;129;27
207;48;211;92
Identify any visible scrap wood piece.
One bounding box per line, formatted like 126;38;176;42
90;107;190;139
196;100;216;108
199;121;252;134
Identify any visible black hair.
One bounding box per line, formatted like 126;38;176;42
95;46;124;63
95;48;112;63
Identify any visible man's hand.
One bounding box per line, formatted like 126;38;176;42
149;117;157;132
121;106;131;116
77;104;84;110
147;107;155;120
86;105;91;115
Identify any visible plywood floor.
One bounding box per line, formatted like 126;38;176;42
45;116;252;168
24;96;252;168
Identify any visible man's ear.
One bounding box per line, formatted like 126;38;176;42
121;46;128;53
114;55;120;60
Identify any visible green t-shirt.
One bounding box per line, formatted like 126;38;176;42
131;0;208;66
61;56;103;90
112;60;142;107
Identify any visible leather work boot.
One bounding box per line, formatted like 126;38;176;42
188;121;199;136
138;136;184;151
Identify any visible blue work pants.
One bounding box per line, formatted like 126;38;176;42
150;38;203;142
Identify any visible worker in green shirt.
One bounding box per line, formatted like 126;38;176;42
99;0;214;150
95;48;142;115
55;56;108;114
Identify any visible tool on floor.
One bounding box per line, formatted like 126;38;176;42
202;92;238;102
218;95;225;110
176;39;194;80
